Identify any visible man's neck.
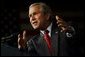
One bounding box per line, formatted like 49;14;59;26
41;21;51;30
40;23;52;36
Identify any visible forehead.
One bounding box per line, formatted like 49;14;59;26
29;6;42;13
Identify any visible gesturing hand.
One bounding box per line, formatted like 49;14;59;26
18;30;28;49
56;16;69;32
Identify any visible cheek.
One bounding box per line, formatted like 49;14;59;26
39;18;45;26
30;19;32;25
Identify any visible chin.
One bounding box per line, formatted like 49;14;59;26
33;26;38;29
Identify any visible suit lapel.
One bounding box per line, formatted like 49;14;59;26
51;27;59;56
33;33;50;56
51;22;60;56
32;22;60;56
36;22;60;56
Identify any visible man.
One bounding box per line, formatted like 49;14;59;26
18;2;75;56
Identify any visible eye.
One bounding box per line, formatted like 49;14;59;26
29;12;37;18
29;13;32;18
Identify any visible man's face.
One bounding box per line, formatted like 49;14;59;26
29;6;48;30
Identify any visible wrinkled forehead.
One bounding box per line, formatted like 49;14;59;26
29;5;42;11
29;3;44;9
29;5;43;14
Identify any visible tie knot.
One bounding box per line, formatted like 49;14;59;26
45;30;49;34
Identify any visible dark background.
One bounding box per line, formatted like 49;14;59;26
0;0;84;56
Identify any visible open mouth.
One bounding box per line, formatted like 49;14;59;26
32;21;37;25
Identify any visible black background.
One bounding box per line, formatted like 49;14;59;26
0;0;84;56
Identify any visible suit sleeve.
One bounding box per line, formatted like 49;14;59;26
18;39;39;56
65;26;75;38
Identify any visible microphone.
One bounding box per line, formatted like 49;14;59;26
1;32;19;43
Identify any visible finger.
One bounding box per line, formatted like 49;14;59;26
18;34;20;42
23;30;26;40
58;24;68;31
57;20;68;27
60;27;67;32
18;34;21;46
55;15;59;20
57;20;65;24
18;34;20;38
18;34;23;44
58;25;68;32
58;23;67;28
55;15;63;21
18;33;26;48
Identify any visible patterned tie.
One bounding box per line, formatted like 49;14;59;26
44;30;52;55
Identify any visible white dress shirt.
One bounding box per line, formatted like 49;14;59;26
40;23;75;38
40;23;52;37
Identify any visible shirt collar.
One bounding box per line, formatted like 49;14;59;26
40;23;52;36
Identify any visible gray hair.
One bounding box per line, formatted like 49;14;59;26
29;2;52;15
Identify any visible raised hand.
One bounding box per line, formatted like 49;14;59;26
55;16;69;32
18;30;28;49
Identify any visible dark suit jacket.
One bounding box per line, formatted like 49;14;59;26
20;21;75;56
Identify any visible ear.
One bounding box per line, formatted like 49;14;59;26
46;14;51;20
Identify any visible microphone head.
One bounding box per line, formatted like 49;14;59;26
1;32;19;43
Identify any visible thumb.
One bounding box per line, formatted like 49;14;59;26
23;30;27;40
55;15;63;21
55;15;59;20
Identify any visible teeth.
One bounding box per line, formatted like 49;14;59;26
33;22;37;24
